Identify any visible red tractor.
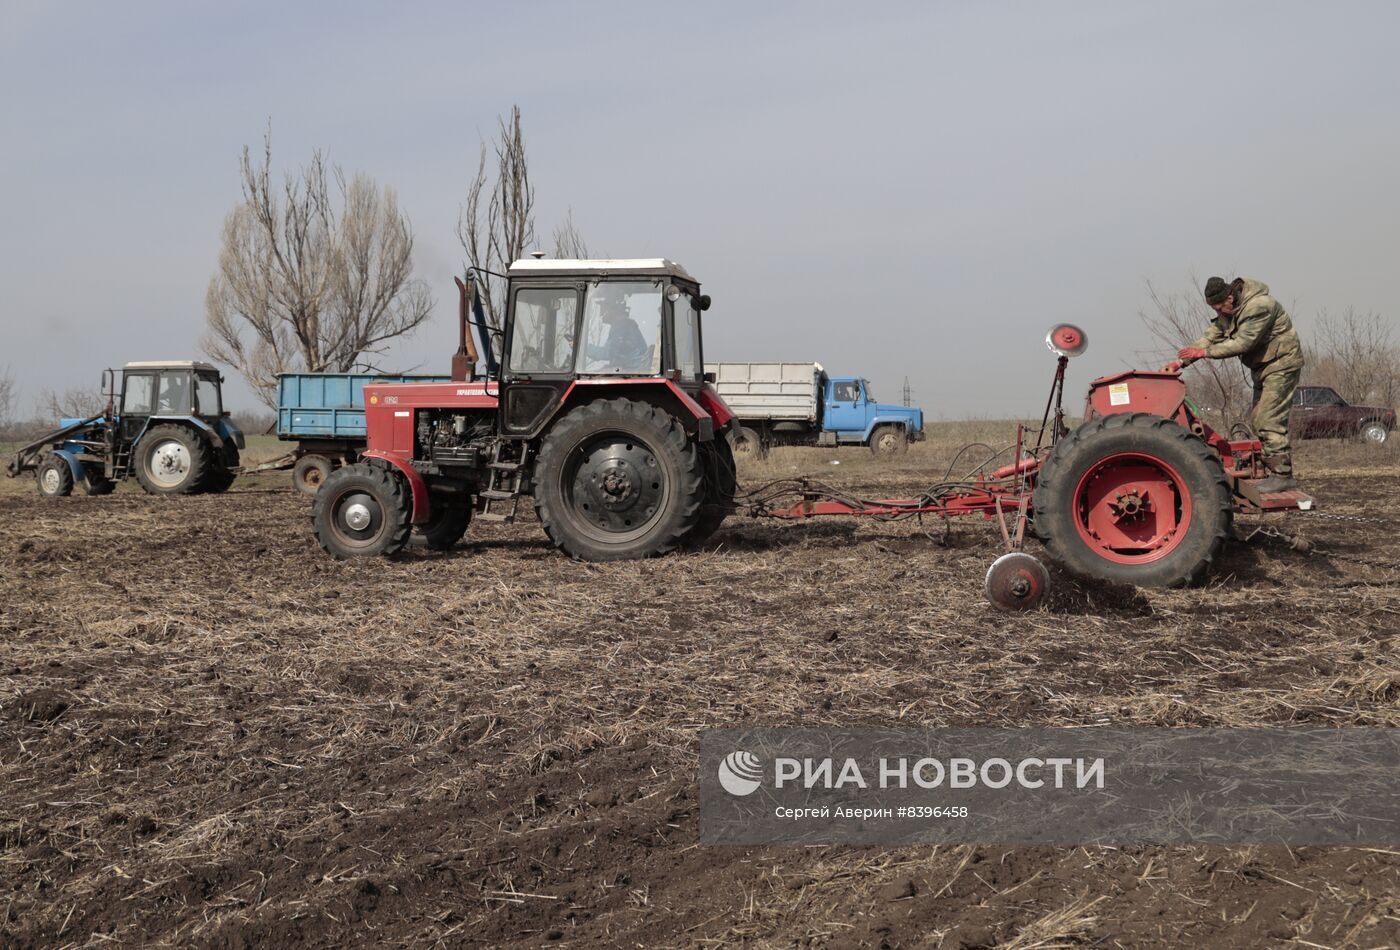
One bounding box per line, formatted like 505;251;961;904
312;259;737;561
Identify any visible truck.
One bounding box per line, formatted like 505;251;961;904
704;361;924;458
275;372;451;494
6;361;243;496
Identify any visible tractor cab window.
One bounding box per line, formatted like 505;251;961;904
195;375;222;416
672;291;702;379
579;281;662;375
509;287;579;374
123;374;155;414
157;373;192;414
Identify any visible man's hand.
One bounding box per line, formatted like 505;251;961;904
1161;360;1183;373
1177;346;1207;363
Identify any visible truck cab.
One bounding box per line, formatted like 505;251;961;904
822;375;924;449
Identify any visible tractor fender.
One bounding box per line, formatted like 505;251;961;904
132;416;226;450
361;450;430;525
49;448;86;483
558;379;717;441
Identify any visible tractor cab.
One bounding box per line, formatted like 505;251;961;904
116;361;226;440
498;258;714;436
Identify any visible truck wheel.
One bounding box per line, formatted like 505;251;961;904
313;463;412;559
293;455;334;496
533;397;704;561
410;499;472;550
1033;412;1232;588
730;426;766;460
870;425;908;457
134;425;210;495
37;457;74;498
684;436;738;547
1360;421;1389;445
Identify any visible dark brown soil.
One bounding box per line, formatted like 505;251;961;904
2;445;1398;948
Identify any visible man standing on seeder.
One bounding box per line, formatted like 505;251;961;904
1170;276;1306;493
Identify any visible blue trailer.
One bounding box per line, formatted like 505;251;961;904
274;372;449;494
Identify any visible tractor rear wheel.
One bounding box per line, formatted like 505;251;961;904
37;457;74;498
730;426;766;460
870;424;908;457
134;425;211;495
684;435;738;547
1033;412;1232;588
410;498;472;550
293;455;334;496
312;462;412;559
533;398;704;561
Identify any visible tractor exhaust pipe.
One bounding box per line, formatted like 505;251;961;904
452;276;479;382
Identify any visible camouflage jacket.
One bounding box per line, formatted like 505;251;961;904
1191;278;1305;376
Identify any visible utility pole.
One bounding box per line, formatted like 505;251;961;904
902;376;912;408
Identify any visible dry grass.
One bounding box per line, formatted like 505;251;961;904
1;424;1398;947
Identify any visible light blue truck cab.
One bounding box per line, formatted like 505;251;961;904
823;376;925;448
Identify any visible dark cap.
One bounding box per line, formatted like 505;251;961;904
1203;276;1233;305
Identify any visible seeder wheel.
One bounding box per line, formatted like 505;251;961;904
985;552;1050;612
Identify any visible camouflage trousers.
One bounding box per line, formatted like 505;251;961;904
1251;366;1301;467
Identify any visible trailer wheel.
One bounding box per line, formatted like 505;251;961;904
37;457;74;498
870;425;908;457
730;426;766;460
293;455;334;496
134;425;211;495
1033;412;1232;588
313;463;412;559
410;500;472;550
684;436;738;547
534;398;703;561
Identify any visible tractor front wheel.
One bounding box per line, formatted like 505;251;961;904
134;426;211;495
312;462;412;559
37;457;74;498
1032;412;1232;588
533;398;703;561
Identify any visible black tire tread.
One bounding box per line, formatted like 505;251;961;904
37;457;75;498
134;425;212;496
533;398;703;561
1032;412;1232;588
312;462;413;559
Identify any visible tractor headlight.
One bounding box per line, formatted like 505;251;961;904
665;284;681;303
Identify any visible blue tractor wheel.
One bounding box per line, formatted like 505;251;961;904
37;457;74;498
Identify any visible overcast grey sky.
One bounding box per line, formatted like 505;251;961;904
3;1;1397;418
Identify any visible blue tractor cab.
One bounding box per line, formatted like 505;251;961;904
6;361;245;497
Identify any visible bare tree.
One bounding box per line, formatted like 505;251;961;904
552;208;590;259
1307;308;1399;409
458;107;536;333
1138;280;1253;431
39;385;105;421
0;367;15;438
204;131;433;408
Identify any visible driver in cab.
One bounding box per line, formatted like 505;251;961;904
587;293;649;372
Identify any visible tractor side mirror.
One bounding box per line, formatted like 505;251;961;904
696;294;711;311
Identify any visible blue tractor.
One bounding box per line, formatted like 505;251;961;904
5;361;245;497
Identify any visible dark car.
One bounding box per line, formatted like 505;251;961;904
1291;385;1395;445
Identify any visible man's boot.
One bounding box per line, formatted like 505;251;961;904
1256;453;1299;493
